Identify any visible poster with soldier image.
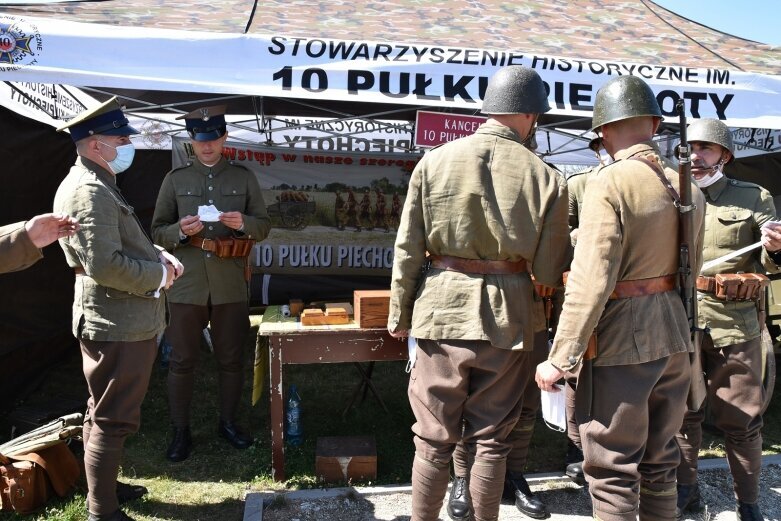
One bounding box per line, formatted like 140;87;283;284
172;138;420;276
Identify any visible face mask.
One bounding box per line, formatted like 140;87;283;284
98;141;135;174
693;158;725;188
694;169;723;188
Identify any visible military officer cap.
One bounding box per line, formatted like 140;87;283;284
177;105;227;141
57;97;138;142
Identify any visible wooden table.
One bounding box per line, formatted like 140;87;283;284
256;306;406;482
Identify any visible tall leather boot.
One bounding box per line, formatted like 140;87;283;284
736;502;764;521
218;370;252;449
166;426;192;462
564;440;586;486
675;482;700;519
504;471;547;519
446;475;471;521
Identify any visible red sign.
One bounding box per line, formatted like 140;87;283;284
414;110;487;148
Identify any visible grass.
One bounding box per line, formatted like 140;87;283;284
2;323;780;521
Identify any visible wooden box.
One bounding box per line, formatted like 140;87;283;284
300;307;349;326
353;290;391;328
315;436;377;483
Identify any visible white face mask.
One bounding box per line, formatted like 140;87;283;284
98;141;136;174
694;165;724;189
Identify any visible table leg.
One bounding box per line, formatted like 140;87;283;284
269;337;285;482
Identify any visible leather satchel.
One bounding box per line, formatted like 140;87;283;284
0;443;79;514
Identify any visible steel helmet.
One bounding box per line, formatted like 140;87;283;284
482;66;551;115
591;76;662;131
688;118;735;163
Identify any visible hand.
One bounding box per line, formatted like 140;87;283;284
25;213;80;248
159;250;184;279
179;215;203;237
163;263;176;289
761;221;781;252
219;211;244;230
535;360;564;392
388;328;408;339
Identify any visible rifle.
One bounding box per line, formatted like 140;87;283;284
676;99;706;411
676;100;697;334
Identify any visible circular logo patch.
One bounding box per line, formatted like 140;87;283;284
0;16;42;71
141;119;173;149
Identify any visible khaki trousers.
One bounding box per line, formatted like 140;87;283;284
409;338;530;521
81;338;157;516
452;330;548;476
578;352;689;521
166;301;250;427
675;335;764;503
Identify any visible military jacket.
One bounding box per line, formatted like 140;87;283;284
151;157;271;306
550;142;706;371
388;120;571;350
0;221;42;274
698;176;780;347
567;167;598;232
53;157;167;342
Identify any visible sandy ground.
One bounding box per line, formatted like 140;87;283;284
251;460;781;521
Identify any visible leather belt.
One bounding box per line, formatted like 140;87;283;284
189;236;218;252
74;267;85;276
563;272;678;299
428;255;527;275
610;274;678;299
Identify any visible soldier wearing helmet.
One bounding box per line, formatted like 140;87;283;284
674;119;781;521
536;75;707;521
387;65;570;521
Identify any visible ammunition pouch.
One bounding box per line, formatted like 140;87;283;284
696;273;769;301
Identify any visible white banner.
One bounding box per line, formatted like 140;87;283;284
0;81;97;126
1;15;781;129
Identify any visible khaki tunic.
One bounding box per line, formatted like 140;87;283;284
151;157;271;306
567;167;597;231
698;176;780;347
53;157;167;342
550;142;706;370
0;221;42;274
388;120;571;350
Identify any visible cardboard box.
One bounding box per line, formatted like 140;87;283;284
353;290;391;328
316;436;377;483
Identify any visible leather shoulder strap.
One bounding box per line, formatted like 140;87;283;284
631;156;681;207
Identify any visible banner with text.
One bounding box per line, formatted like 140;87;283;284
171;137;421;276
2;15;781;129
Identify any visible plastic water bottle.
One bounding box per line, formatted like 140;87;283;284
285;384;303;447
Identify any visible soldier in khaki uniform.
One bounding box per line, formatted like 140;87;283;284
388;66;570;521
536;76;706;521
0;214;78;274
674;119;781;521
54;98;183;521
152;106;271;462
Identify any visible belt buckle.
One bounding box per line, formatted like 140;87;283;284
200;238;213;252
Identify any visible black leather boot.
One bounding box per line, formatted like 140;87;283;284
675;483;701;519
446;475;471;521
86;481;148;511
504;471;548;519
564;441;586;486
166;426;192;462
88;509;136;521
737;502;764;521
218;419;253;449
